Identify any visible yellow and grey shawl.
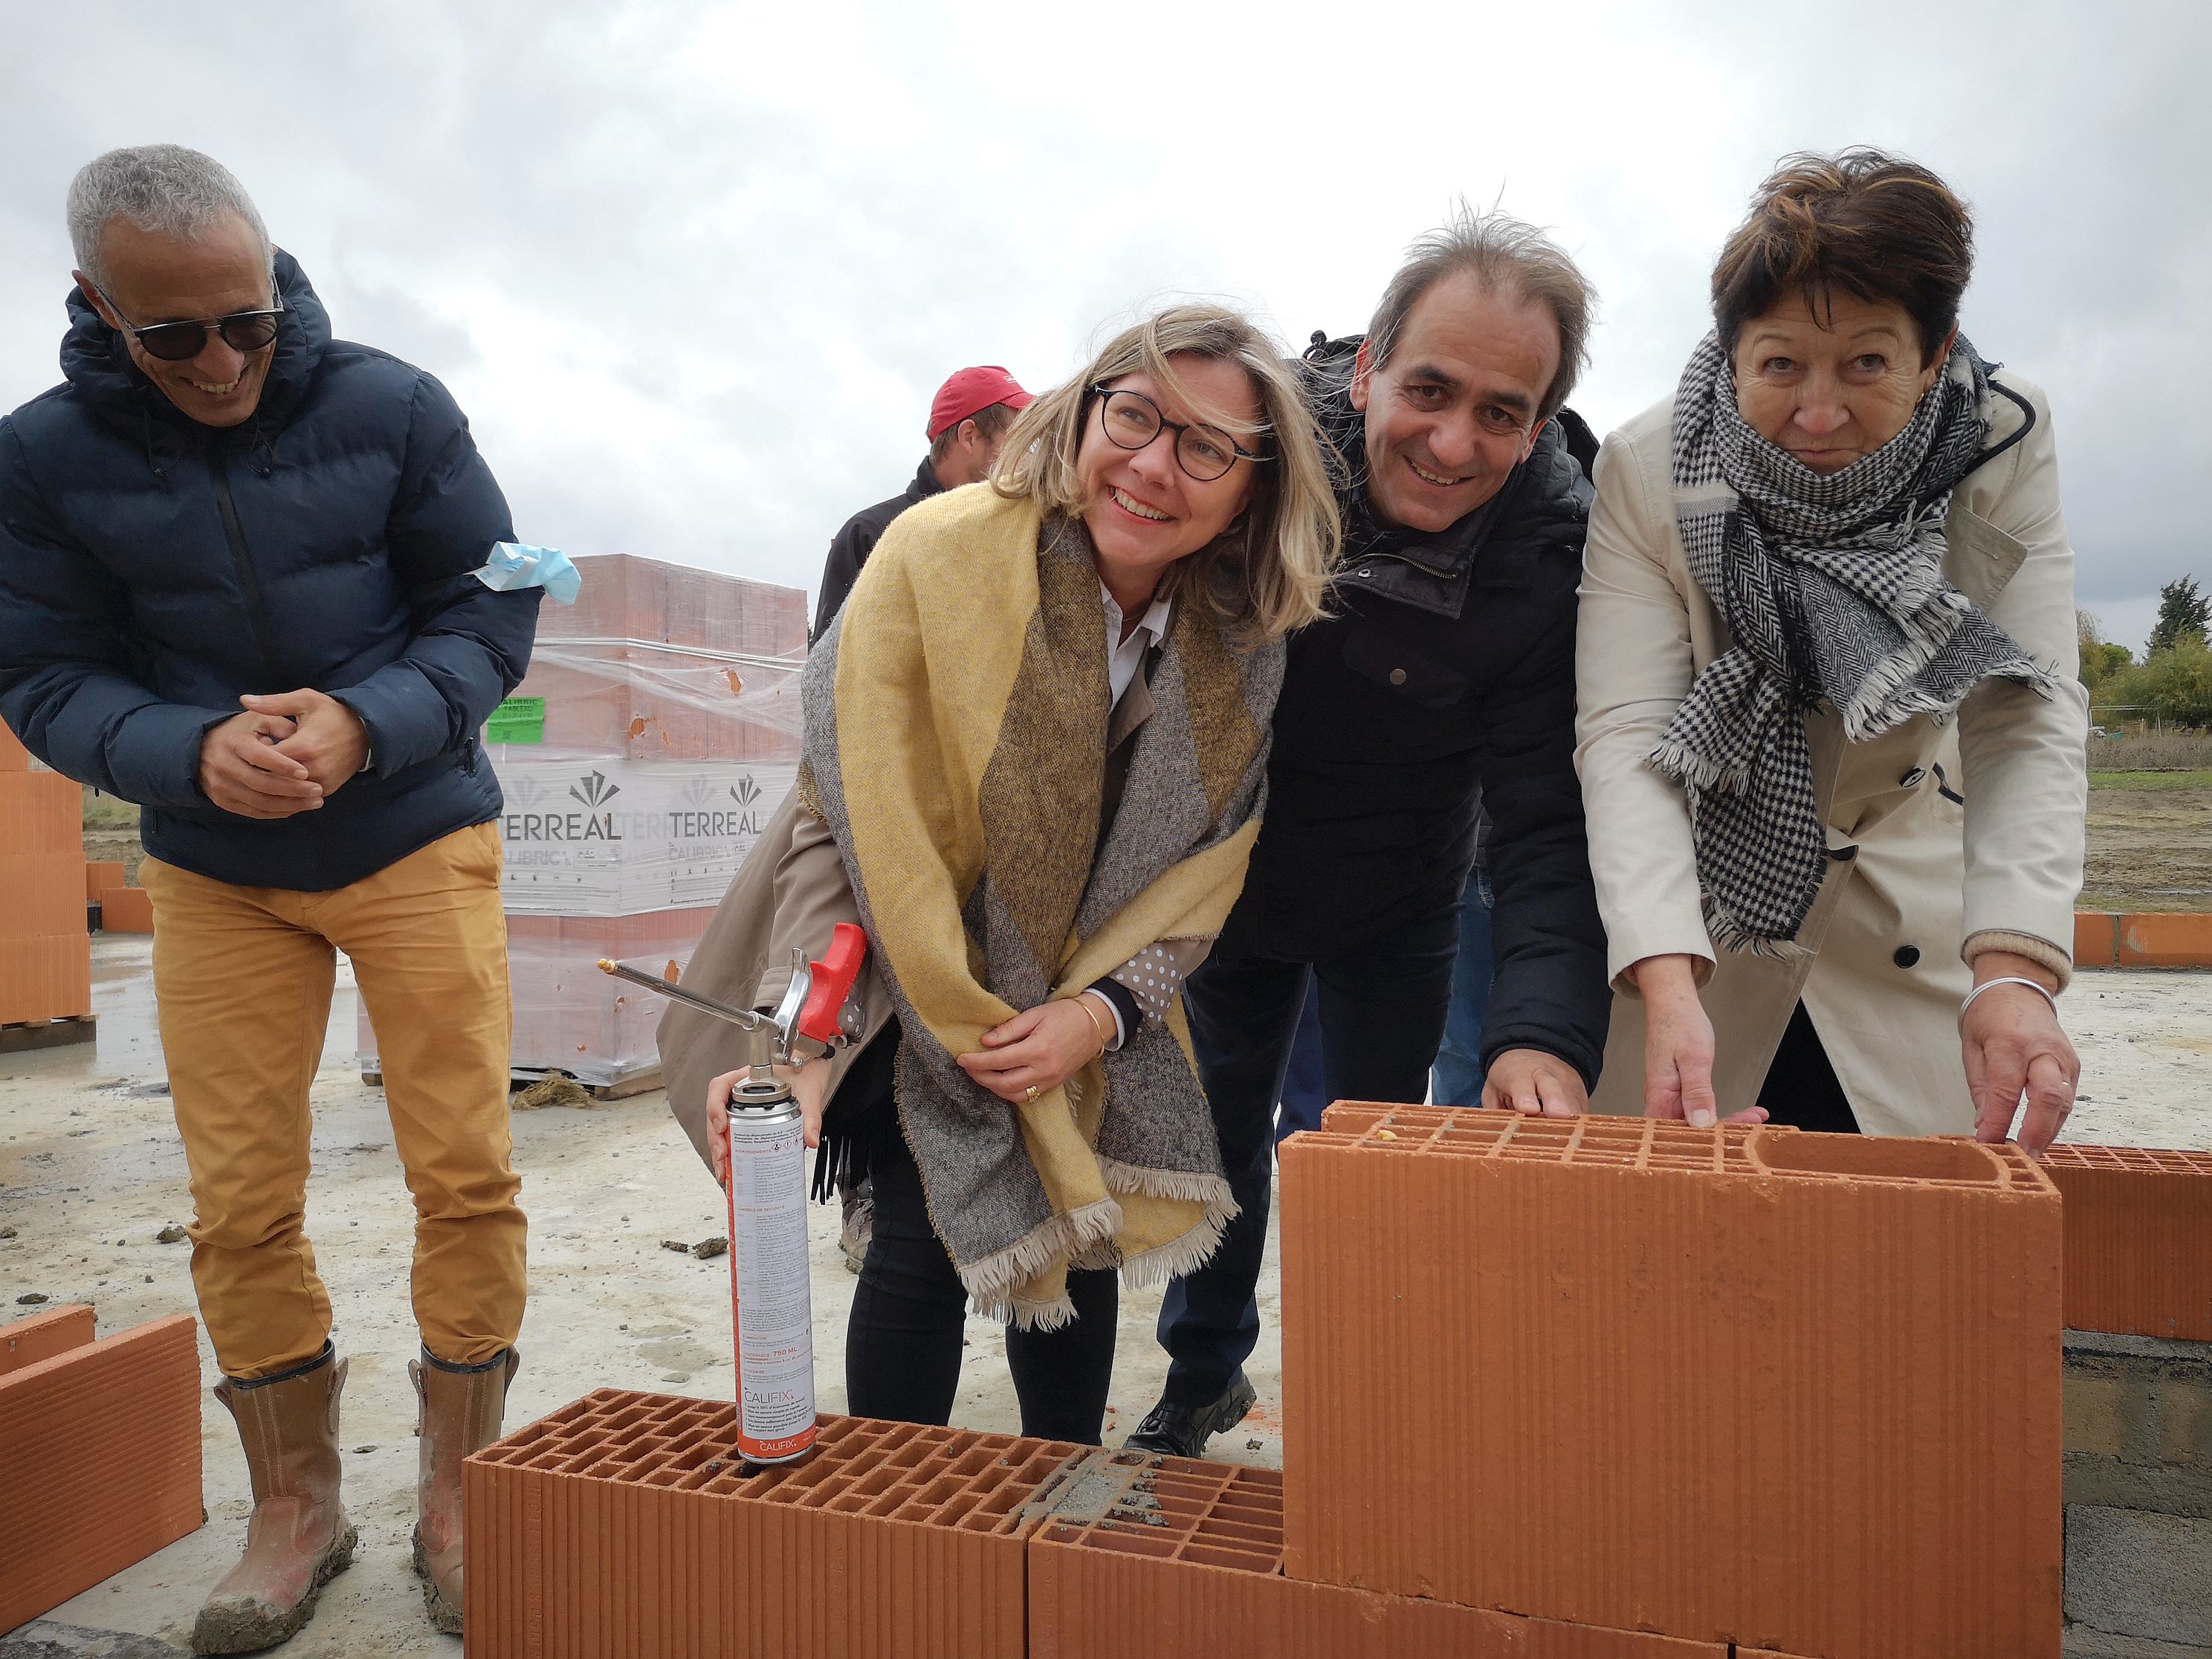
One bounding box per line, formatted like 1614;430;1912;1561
803;484;1281;1328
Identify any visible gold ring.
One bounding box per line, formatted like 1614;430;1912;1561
1023;1084;1041;1103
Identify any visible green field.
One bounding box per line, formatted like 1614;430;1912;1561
2090;769;2212;792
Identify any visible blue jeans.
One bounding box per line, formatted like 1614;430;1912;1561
1429;867;1495;1107
1275;980;1328;1142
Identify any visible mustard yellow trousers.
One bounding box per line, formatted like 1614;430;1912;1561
140;822;524;1380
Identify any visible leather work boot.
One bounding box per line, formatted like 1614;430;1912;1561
193;1344;358;1655
410;1345;520;1634
1123;1369;1259;1458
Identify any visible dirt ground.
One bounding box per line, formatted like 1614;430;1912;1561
2083;777;2212;913
0;937;1280;1657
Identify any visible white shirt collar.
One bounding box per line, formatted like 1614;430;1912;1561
1102;582;1173;706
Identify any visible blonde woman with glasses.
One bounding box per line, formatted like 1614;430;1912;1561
661;304;1339;1443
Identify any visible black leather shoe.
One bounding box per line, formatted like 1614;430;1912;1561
1122;1371;1258;1458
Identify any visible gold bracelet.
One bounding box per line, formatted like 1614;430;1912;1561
1074;993;1113;1058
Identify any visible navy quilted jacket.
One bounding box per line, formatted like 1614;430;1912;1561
0;252;540;890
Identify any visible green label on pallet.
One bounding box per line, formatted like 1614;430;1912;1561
485;696;546;745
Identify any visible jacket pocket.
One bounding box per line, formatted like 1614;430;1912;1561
1944;508;2028;610
1340;624;1469;711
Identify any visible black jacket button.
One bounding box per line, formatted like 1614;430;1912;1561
1900;767;1927;788
1893;945;1921;968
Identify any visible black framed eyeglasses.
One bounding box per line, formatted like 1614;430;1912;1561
91;281;284;363
1090;385;1268;482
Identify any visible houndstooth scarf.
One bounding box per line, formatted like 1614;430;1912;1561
1650;332;2054;952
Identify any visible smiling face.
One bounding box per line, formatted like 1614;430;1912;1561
1076;354;1262;603
1731;291;1947;473
77;213;276;428
1351;273;1560;533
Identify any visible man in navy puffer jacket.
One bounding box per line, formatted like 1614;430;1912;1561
0;146;534;1650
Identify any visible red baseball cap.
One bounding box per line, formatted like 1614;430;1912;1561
928;366;1033;440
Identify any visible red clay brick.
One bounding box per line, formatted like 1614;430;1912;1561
1281;1105;2063;1659
0;770;80;855
1030;1449;1721;1658
0;722;25;770
463;1391;1081;1658
97;885;154;934
2115;912;2212;967
2075;912;2121;968
84;860;125;901
0;1304;94;1376
2043;1143;2212;1341
0;853;92;938
0;1313;202;1631
0;933;92;1024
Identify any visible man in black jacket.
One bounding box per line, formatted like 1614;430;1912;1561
0;146;538;1646
811;363;1031;637
1128;211;1613;1456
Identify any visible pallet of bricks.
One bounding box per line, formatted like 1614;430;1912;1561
459;1102;2212;1657
0;722;93;1052
360;553;806;1095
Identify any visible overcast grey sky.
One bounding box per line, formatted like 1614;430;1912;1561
4;0;2206;651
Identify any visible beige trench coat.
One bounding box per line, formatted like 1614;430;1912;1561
1576;368;2089;1136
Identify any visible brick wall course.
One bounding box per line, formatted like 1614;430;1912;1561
0;1313;202;1633
463;1390;1081;1659
0;1304;94;1376
2065;1504;2212;1647
83;860;124;901
1281;1104;2063;1659
0;853;91;938
2043;1145;2212;1342
1029;1448;1723;1658
2064;1333;2211;1518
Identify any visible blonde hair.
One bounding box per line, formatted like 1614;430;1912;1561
991;304;1339;640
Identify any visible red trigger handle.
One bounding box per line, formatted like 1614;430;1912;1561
797;922;868;1046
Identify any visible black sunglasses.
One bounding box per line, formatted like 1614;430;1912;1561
1090;384;1268;483
92;280;284;363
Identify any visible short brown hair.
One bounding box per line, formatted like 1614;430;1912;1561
1712;148;1975;367
1365;205;1595;422
928;401;1021;464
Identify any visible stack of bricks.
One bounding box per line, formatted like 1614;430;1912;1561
0;1306;201;1632
0;722;94;1042
1278;1105;2066;1659
2042;1143;2212;1652
462;1105;2212;1657
85;856;152;934
360;554;808;1091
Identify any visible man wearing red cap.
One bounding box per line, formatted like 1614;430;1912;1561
812;365;1032;638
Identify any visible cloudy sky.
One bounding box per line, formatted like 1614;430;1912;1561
4;0;2206;653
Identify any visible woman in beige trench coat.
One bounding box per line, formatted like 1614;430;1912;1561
1576;149;2088;1148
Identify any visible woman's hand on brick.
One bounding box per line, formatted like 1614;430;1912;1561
1962;951;2077;1156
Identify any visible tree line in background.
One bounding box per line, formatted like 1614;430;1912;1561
2079;577;2212;729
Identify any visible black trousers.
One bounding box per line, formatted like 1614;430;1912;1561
1156;901;1463;1407
844;1118;1119;1443
1757;1001;1860;1134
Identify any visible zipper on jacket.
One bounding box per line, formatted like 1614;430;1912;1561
206;445;288;688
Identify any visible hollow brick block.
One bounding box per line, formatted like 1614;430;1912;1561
0;769;79;853
0;1304;94;1376
1281;1105;2064;1659
96;886;154;934
1029;1448;1724;1658
0;853;91;938
2115;913;2212;968
463;1391;1081;1659
0;1313;202;1632
2075;913;2121;968
84;860;125;902
0;721;26;770
2043;1145;2212;1342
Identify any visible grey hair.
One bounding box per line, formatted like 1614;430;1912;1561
1364;204;1597;421
67;145;271;288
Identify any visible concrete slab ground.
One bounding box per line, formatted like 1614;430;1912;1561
1;943;2206;1654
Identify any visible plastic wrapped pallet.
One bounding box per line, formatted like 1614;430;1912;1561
360;553;807;1090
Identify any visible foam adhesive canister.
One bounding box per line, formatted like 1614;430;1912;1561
725;1093;818;1461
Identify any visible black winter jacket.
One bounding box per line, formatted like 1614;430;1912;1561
0;252;540;891
1220;335;1611;1085
812;458;944;638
